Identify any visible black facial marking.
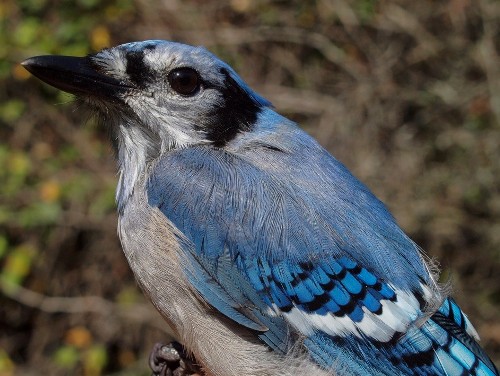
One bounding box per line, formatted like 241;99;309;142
143;43;157;51
204;68;262;147
126;50;153;87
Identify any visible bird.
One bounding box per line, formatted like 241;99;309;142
22;40;498;376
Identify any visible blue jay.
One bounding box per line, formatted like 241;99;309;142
22;40;498;376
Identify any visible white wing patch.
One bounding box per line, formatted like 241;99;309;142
282;287;423;342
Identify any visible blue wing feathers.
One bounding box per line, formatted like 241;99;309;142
182;246;291;353
357;267;378;285
182;249;265;332
362;291;382;313
147;125;498;375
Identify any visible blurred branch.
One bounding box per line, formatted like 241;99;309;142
57;210;117;231
1;281;166;330
3;281;113;313
377;4;443;63
262;84;343;115
478;0;500;124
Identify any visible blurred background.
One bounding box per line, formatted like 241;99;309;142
1;0;499;375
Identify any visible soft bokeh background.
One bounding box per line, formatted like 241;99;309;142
1;0;499;374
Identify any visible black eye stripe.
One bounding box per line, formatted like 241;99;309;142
126;51;153;87
142;43;157;51
202;68;262;147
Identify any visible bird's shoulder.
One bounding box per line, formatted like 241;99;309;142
147;122;430;288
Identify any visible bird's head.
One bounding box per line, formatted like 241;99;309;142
23;40;273;150
23;40;273;205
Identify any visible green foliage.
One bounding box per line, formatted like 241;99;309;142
53;343;108;375
84;344;108;376
52;327;108;375
0;0;133;212
116;285;142;306
0;100;26;123
1;0;138;374
354;0;378;22
1;243;36;291
53;345;80;370
0;349;15;374
0;236;8;260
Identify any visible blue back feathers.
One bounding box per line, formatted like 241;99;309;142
147;81;498;375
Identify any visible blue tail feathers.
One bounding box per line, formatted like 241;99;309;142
304;298;498;375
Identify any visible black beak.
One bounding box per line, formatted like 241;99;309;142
21;55;131;99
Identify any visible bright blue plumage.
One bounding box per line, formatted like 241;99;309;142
24;39;498;376
148;108;498;375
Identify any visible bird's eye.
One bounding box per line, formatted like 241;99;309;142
168;68;200;96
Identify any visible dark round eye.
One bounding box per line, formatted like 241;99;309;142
167;67;200;96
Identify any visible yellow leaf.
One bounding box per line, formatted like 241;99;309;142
0;349;15;375
84;345;107;376
12;64;31;81
3;244;35;285
7;152;30;176
65;327;93;349
230;0;252;12
39;180;61;203
91;26;110;51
